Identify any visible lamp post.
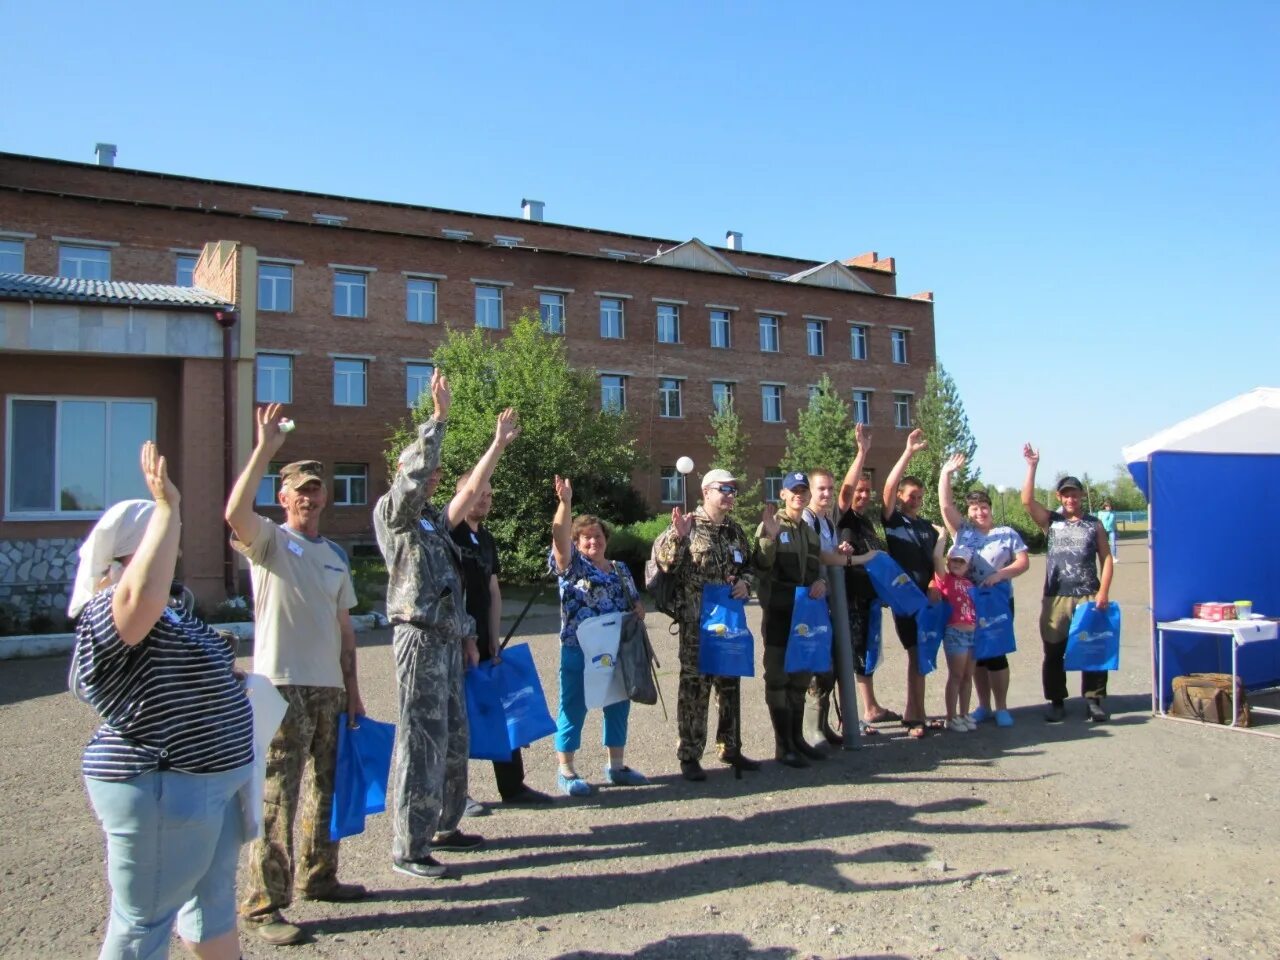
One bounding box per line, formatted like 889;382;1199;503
676;456;694;513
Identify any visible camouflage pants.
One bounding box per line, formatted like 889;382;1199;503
675;624;742;762
391;624;468;862
242;684;345;921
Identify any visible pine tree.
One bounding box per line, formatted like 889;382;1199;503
780;374;856;478
705;401;764;528
914;364;981;520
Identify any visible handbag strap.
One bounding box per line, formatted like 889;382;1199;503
499;581;549;652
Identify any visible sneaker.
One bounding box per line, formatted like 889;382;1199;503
970;705;993;724
1086;698;1110;722
947;716;968;732
248;912;304;946
429;829;484;852
462;795;490;818
995;709;1015;727
502;786;554;805
299;880;367;902
557;772;593;797
1045;702;1066;723
679;760;707;782
603;765;648;786
962;715;978;731
392;856;451;880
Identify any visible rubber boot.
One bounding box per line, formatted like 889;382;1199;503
770;706;807;768
817;692;844;746
802;692;823;747
791;706;828;761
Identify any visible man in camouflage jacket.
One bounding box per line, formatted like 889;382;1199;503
653;468;759;781
374;370;520;878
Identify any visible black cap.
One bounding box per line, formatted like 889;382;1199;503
1056;475;1083;493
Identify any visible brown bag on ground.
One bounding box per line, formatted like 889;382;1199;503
1169;673;1250;726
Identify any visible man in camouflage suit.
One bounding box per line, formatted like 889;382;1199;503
374;370;520;879
653;468;759;781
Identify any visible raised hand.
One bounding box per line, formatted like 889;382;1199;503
1023;443;1040;467
494;407;521;448
905;428;928;455
256;403;288;454
760;503;781;539
554;474;573;505
141;441;180;507
671;506;694;539
431;368;451;421
941;452;966;476
855;421;871;451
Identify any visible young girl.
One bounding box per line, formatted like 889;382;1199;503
933;544;978;731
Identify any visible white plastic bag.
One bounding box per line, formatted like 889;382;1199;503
576;612;628;709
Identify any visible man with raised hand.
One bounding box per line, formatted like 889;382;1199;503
1021;444;1114;723
226;403;366;948
653;468;759;781
374;370;521;879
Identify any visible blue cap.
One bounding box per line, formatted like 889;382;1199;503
782;471;809;491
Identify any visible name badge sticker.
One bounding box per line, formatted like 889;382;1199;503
420;519;436;533
287;540;305;558
780;532;791;544
732;549;743;564
471;532;480;545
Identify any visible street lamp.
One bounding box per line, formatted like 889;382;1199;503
676;456;694;512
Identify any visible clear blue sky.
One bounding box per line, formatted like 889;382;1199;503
5;1;1277;489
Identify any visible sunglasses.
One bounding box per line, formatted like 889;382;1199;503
713;485;738;495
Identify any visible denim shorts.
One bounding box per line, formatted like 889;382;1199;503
942;625;976;656
86;763;251;955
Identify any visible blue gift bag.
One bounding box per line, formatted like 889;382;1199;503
915;600;950;677
973;583;1016;660
784;587;833;674
866;553;928;617
864;600;885;675
465;662;514;761
698;584;755;677
1065;601;1121;671
330;716;396;841
494;643;557;749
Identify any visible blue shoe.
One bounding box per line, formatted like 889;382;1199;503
970;706;993;724
557;773;592;797
603;765;648;787
995;709;1014;727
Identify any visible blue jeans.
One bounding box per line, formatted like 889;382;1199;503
555;644;631;752
86;764;251;959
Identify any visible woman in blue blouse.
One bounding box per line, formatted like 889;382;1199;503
69;442;253;960
549;474;647;797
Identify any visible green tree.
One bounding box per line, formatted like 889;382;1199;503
914;364;980;519
780;373;856;479
705;401;764;527
385;313;643;580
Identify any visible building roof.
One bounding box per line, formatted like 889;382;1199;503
0;273;235;310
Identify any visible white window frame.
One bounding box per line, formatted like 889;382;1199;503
709;309;732;349
806;319;826;357
5;395;155;519
600;373;627;413
600;298;625;339
892;328;909;365
539;292;565;334
255;460;287;507
332;463;368;506
255;353;293;404
660;467;685;505
174;254;197;287
0;238;27;273
711;381;735;414
334;270;368;318
656;304;681;344
761;383;784;423
258;262;294;313
406;362;434;409
658;377;683;419
406;278;437;324
58;244;111;280
759;315;780;353
475;284;503;329
333;358;368;407
851;389;872;426
764;474;784;504
850;324;868;361
894;392;913;429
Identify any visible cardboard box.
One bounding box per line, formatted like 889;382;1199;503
1193;602;1238;621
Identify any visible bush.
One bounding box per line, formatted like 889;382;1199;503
607;516;671;585
207;596;253;624
350;557;388;615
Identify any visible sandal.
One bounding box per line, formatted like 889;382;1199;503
858;722;880;736
906;723;928;739
865;708;903;724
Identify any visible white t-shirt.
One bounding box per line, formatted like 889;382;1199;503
802;508;838;552
232;518;356;689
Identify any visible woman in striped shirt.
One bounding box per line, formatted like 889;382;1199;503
70;442;252;960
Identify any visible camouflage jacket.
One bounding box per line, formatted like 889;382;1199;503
653;506;756;625
753;512;821;611
373;416;476;639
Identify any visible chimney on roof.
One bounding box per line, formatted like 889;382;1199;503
726;230;743;251
521;198;545;222
95;143;117;167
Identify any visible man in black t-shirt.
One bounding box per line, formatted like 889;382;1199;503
882;429;944;738
451;474;553;806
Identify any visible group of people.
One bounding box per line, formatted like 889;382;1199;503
66;373;1115;958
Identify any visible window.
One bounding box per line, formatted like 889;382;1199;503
600;298;625;339
808;384;822;404
175;255;197;287
6;397;153;516
475;285;503;329
406;278;437;324
806;319;825;357
255;461;287;507
711;381;735;414
0;239;26;273
600;374;626;413
892;329;909;364
58;245;110;281
333;463;368;506
850;324;868;361
894;392;912;429
764;474;784;504
660;467;685;505
761;384;784;423
709;309;732;348
406;362;434;409
258;263;294;312
759;315;779;353
658;378;683;418
656;304;680;344
851;390;871;425
333;358;367;406
540;292;565;334
334;271;367;318
255;354;293;404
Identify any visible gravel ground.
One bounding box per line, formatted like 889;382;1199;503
2;540;1278;960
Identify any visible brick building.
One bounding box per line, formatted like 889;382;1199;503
0;149;936;612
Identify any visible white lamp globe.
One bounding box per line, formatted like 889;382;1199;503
675;456;694;475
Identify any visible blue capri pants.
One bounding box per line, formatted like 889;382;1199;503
555;644;631;752
86;763;252;959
